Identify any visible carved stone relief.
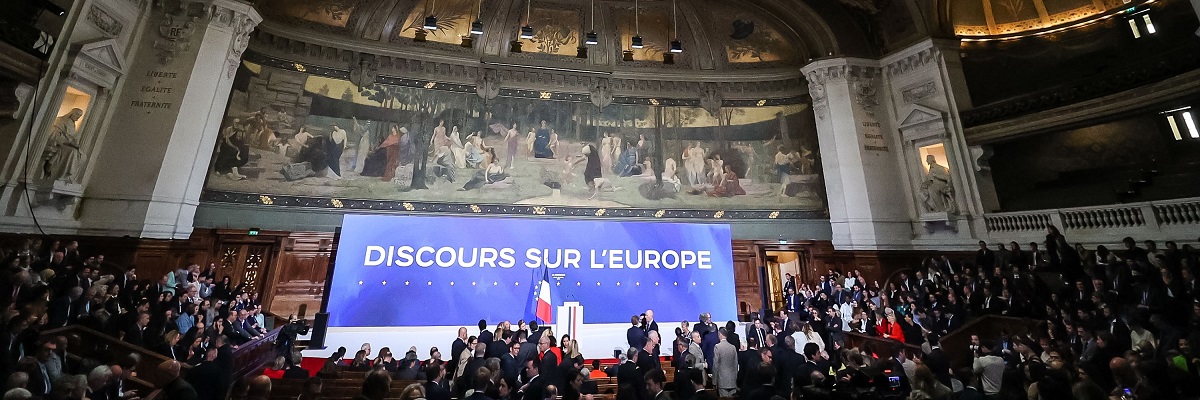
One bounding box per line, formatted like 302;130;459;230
348;53;377;89
901;81;937;104
476;68;501;100
87;5;124;37
700;83;722;117
588;77;612;109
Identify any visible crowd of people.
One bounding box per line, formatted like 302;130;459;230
0;238;270;400
8;232;1200;400
725;231;1200;400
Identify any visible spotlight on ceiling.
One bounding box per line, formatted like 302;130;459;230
470;20;484;35
669;39;683;53
519;25;535;39
585;31;598;45
631;35;644;49
423;15;438;31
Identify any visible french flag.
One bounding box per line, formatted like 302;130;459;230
534;267;554;323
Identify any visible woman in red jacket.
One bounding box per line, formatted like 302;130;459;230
877;312;905;342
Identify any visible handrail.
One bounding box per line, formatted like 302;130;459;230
39;325;189;390
231;325;284;380
937;315;1040;369
844;332;921;360
983;196;1200;235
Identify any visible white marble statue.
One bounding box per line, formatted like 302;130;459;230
42;108;86;183
919;154;955;213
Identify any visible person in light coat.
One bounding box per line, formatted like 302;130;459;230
712;328;739;397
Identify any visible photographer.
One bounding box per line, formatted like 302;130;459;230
276;314;310;357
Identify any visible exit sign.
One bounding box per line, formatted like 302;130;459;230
248;228;260;236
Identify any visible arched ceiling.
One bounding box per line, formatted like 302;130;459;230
251;0;876;70
950;0;1143;37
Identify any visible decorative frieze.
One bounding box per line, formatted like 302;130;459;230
87;5;124;37
247;28;809;102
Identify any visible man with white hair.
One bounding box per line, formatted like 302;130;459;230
3;388;32;400
86;365;112;398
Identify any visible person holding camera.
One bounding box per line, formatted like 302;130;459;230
276;314;310;357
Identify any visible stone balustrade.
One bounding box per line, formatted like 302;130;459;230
982;196;1200;244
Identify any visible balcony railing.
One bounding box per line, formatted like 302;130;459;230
982;197;1200;241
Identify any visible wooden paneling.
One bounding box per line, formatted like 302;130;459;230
264;232;334;319
732;240;762;319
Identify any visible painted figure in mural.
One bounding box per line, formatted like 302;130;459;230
213;119;249;181
461;148;506;190
920;154;955;213
505;123;519;168
711;164;746;197
567;144;618;200
247;111;274;151
380;126;404;182
398;126;416;167
431;145;456;183
611;136;623;168
662;158;681;191
352;117;372;173
599;133;614;173
42;108;86;183
775;145;794;197
449;128;466;168
708;155;725;184
291;127;314;156
430;120;449;155
326;124;348;179
533;120;554;159
525;127;536;157
548;129;559;157
797;145;816;175
734;142;756;179
615;140;642;177
464;133;484;168
683;142;706;186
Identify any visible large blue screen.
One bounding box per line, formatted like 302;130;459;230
327;214;737;327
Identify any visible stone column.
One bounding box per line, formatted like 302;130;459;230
80;0;260;238
802;58;912;250
881;39;998;247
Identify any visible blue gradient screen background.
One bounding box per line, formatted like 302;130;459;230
327;214;737;327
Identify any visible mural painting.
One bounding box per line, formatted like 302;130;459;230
206;60;825;211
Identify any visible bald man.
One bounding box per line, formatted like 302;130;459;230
450;327;468;379
158;360;198;400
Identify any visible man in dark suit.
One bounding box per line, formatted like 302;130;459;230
425;363;452;400
488;330;511;359
48;287;83;328
158;360;198;400
124;313;150;348
465;368;496;400
518;359;546;400
783;274;796;294
478;320;494;347
686;367;716;400
924;338;951;387
784;288;802;313
501;341;522;383
637;331;661;373
744;363;778;400
643;368;671;400
462;343;488;394
627;316;646;349
537;334;560;389
617;348;643;400
974;242;995;270
745;318;767;351
450;327;469;379
186;348;225;400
